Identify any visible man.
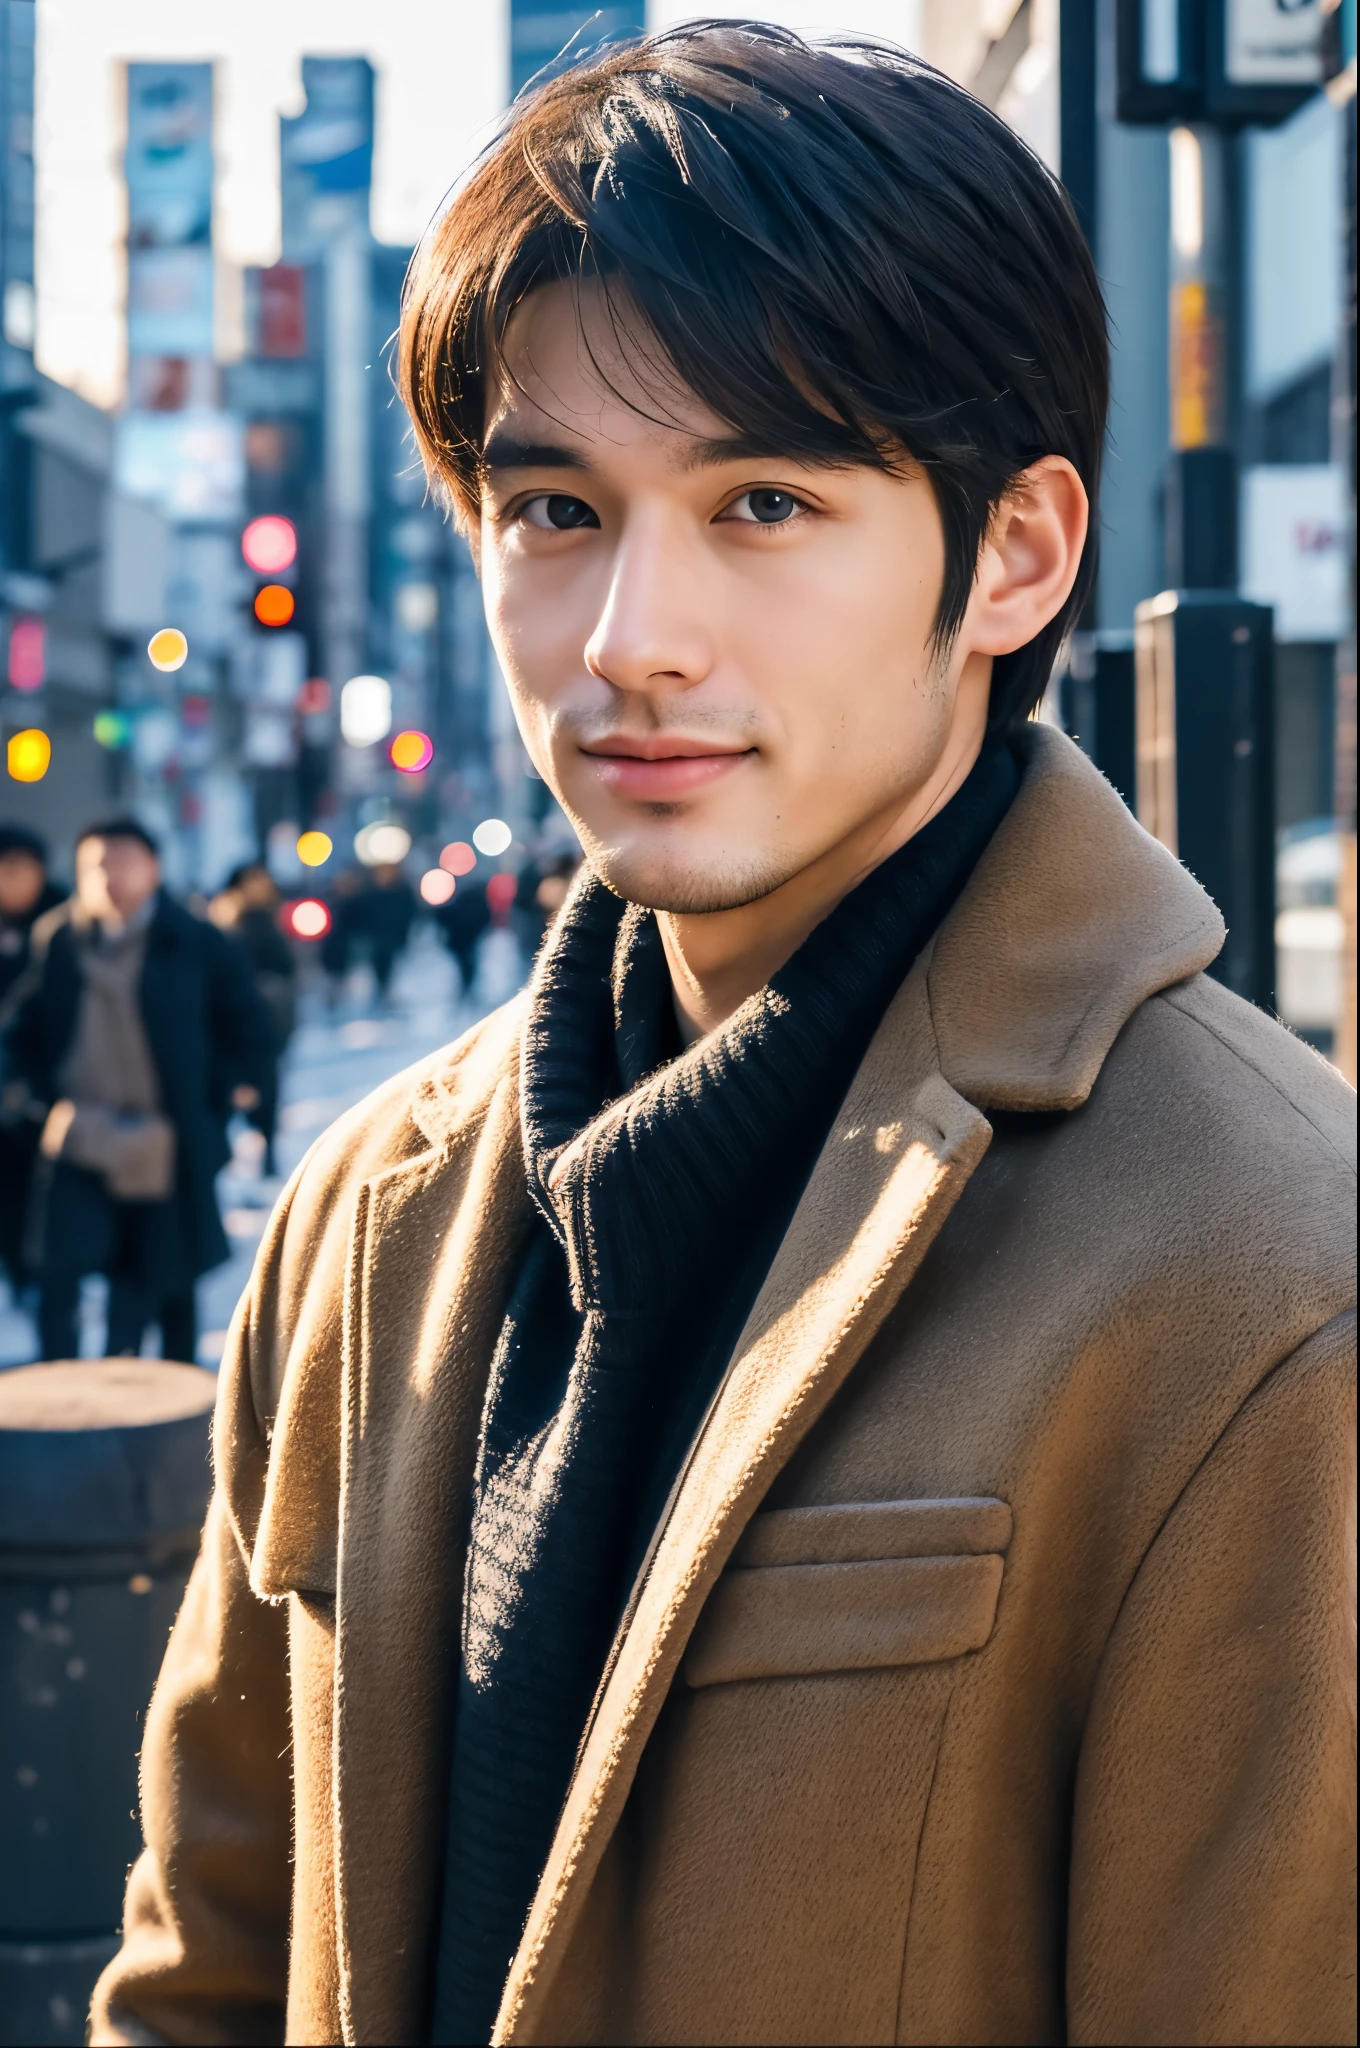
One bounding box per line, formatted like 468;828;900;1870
211;861;298;1177
8;818;271;1363
94;28;1354;2048
0;824;63;1280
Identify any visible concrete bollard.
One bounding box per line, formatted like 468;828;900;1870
0;1359;216;2047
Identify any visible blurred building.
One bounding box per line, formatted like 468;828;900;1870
2;2;149;868
916;0;1353;1072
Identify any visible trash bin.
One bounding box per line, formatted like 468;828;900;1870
0;1359;216;2047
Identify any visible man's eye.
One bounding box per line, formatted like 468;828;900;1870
520;494;599;531
724;488;802;525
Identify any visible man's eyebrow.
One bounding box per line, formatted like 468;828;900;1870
677;431;840;472
479;430;595;473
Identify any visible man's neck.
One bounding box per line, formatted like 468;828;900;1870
657;712;990;1047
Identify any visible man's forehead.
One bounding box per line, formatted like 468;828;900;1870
488;277;734;467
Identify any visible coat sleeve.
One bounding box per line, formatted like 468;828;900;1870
1067;1309;1357;2047
89;1280;294;2048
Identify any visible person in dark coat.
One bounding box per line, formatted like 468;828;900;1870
5;817;273;1363
355;861;416;1003
435;873;490;1000
211;861;296;1176
321;867;363;1007
0;825;64;1281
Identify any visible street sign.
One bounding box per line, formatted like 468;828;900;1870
1117;0;1324;126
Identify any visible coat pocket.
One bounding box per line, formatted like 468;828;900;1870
684;1496;1010;1688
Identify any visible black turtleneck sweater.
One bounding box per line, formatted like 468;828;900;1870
431;738;1020;2044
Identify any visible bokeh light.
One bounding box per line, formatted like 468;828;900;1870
254;584;295;627
440;841;476;876
420;868;455;905
8;616;44;690
93;710;131;750
297;678;331;714
472;818;512;857
354;820;411;867
241;515;297;575
297;830;333;867
147;627;188;671
389;728;434;773
7;728;51;782
486;871;517;916
289;898;331;940
340;674;392;747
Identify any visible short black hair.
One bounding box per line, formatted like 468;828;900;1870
0;824;46;863
76;816;160;858
226;860;270;890
399;20;1108;728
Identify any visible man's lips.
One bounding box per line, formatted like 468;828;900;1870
579;736;754;800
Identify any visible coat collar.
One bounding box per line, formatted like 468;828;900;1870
928;724;1224;1111
409;728;1224;1152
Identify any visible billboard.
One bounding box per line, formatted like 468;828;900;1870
280;57;373;261
126;62;214;361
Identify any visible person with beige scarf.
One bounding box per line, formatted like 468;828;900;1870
8;817;273;1363
93;28;1354;2048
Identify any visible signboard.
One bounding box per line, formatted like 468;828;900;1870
1224;0;1324;84
1240;464;1349;641
280;57;373;262
126;243;214;360
114;409;244;523
1117;0;1323;125
126;62;214;363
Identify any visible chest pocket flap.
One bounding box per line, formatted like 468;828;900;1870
684;1496;1012;1689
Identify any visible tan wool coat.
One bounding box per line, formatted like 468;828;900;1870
92;728;1357;2048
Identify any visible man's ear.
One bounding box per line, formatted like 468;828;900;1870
964;455;1088;658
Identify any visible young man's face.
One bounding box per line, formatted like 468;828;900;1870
476;280;994;916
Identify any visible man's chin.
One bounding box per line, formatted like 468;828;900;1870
587;839;801;916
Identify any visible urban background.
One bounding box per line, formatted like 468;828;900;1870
0;0;1353;1356
0;0;1353;1334
0;3;1355;2030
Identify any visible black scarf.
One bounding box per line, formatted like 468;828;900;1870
431;737;1019;2044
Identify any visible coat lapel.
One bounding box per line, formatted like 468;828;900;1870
497;958;991;2044
333;1035;532;2047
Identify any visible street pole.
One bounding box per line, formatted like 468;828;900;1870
1166;121;1237;585
1135;103;1277;1014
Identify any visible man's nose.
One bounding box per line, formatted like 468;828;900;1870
583;511;713;698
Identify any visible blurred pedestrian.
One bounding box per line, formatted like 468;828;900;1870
356;861;416;1005
5;817;272;1363
435;872;490;1000
0;825;64;1282
515;850;580;953
210;861;297;1177
322;867;363;1008
0;824;62;1003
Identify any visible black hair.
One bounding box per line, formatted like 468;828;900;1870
399;19;1108;727
226;860;271;890
76;816;160;858
0;824;46;863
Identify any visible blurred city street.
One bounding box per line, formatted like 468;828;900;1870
0;0;1354;2041
0;918;525;1371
